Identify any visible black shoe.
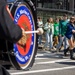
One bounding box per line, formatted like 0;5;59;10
70;57;75;60
73;48;75;52
64;47;69;56
70;50;75;60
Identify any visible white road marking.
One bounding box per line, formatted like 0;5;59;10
10;66;75;75
35;58;49;59
34;59;70;65
36;52;56;57
10;52;74;75
36;54;44;56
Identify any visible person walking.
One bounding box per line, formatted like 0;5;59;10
37;17;43;46
65;16;75;60
43;18;54;51
56;14;69;52
53;17;60;49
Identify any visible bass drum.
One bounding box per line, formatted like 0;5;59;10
7;0;38;70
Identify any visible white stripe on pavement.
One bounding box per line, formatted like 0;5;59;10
10;66;75;75
35;57;50;60
36;52;56;57
36;54;44;56
34;59;70;65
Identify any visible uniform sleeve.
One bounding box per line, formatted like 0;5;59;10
0;1;22;43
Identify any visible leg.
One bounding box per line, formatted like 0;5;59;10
53;36;58;47
43;33;49;50
64;47;69;56
49;34;53;50
68;37;75;60
56;36;64;51
53;36;56;46
38;35;42;44
64;36;69;56
55;35;59;49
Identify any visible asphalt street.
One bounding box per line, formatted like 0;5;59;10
8;49;75;75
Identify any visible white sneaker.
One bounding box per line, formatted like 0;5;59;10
53;47;56;50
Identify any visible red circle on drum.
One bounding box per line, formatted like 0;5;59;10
17;15;32;56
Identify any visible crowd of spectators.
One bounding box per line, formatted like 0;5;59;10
37;14;75;60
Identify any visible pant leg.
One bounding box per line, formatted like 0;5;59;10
38;35;42;44
49;34;53;49
63;36;69;52
53;36;56;46
53;36;58;46
56;36;64;49
44;32;49;47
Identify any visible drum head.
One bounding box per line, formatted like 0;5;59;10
8;1;37;70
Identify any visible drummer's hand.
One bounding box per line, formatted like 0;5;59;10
17;29;27;46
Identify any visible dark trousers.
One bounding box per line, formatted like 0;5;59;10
0;65;10;75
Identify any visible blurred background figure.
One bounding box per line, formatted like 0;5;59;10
37;17;43;46
53;17;60;51
56;14;69;52
43;18;54;51
65;16;75;60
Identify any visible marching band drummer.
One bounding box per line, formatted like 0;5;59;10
0;0;43;46
0;0;27;74
65;16;75;60
0;0;43;74
0;0;26;45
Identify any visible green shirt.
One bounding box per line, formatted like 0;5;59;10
59;20;69;36
54;22;59;36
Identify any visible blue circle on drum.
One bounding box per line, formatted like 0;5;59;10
13;5;35;64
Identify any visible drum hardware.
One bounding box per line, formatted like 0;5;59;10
1;51;14;55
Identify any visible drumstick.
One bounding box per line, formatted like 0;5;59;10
22;28;44;35
24;30;39;34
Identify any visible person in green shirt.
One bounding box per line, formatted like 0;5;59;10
56;14;69;52
53;17;59;47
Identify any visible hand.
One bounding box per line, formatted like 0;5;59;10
72;30;75;33
48;26;50;29
17;29;27;46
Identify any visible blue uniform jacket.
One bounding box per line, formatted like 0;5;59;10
65;23;75;39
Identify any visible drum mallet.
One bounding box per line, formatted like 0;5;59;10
24;28;44;35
